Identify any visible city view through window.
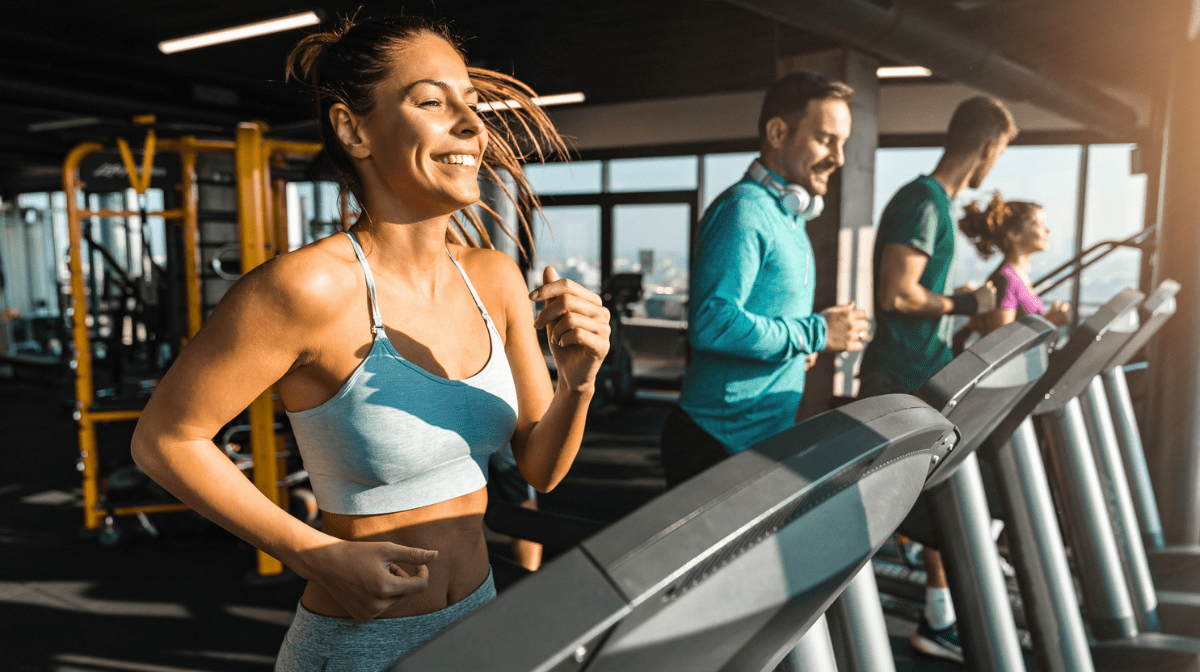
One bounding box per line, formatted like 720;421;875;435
8;145;1146;343
523;143;1146;330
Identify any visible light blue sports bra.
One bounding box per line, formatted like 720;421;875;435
286;231;519;515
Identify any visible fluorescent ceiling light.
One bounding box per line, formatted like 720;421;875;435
28;116;100;132
477;92;586;112
159;11;320;54
877;65;933;79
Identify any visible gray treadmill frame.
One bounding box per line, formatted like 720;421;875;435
982;287;1200;672
392;396;956;672
833;316;1058;672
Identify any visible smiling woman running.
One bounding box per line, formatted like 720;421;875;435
131;14;609;671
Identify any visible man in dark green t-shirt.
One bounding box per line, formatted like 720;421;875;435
859;96;1018;663
861;96;1017;396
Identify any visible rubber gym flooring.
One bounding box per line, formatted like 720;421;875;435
0;378;966;671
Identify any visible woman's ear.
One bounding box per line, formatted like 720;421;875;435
1004;226;1024;251
330;104;371;159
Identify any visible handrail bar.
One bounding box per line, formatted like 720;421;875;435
1032;225;1156;296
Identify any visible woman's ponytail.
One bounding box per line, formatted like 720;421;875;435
959;192;1040;259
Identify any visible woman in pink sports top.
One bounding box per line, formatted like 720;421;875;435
958;193;1071;336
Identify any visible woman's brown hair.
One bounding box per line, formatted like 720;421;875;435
958;192;1041;259
285;12;567;254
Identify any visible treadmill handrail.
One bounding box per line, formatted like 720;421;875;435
393;396;956;672
1101;279;1180;372
917;314;1058;489
981;287;1144;457
1032;226;1156;296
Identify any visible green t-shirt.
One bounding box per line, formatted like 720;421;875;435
861;175;957;392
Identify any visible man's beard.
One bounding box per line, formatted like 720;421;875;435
803;159;839;195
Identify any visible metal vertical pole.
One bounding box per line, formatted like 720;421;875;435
1070;145;1089;329
63;142;105;530
784;614;840;672
932;453;1027;672
1041;401;1139;640
235;122;283;577
1080;376;1161;631
178;140;202;342
1103;366;1165;548
988;419;1095;672
825;567;895;672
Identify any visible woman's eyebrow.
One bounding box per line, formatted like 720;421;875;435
402;79;478;97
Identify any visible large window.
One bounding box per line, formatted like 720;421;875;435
530;206;602;292
523;150;761;300
614;203;690;318
525;154;709;304
703;152;758;211
525;161;603;195
1080;144;1146;312
875;143;1145;318
609;156;698;192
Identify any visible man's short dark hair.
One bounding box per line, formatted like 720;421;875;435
758;72;855;142
945;96;1018;154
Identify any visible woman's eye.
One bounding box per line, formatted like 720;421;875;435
419;99;443;108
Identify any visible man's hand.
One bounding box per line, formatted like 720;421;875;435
804;352;818;371
821;302;871;352
973;281;999;314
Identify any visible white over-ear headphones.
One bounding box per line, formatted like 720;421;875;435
747;159;824;220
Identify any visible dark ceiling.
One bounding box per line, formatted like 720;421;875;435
0;0;1188;194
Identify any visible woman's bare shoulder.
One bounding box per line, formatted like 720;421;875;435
222;234;362;326
452;246;530;331
453;245;526;289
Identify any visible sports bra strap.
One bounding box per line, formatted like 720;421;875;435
343;231;385;337
445;251;493;323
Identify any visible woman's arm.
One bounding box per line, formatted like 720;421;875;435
485;255;609;492
131;252;433;621
982;308;1018;335
1045;300;1071;326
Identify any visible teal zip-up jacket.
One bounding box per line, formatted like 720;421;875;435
678;167;828;452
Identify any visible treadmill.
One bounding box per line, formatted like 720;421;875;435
978;287;1200;672
1098;280;1180;554
1070;281;1200;639
829;316;1059;672
390;395;957;672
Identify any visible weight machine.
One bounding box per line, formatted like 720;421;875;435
62;118;321;576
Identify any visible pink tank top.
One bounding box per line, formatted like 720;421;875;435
991;263;1045;317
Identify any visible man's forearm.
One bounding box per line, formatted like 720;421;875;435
691;301;824;362
887;285;953;317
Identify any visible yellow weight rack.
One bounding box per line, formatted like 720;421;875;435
233;122;322;575
63;119;321;576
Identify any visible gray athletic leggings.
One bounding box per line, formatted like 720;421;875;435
275;569;495;671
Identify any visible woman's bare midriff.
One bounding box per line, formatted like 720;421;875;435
301;487;491;619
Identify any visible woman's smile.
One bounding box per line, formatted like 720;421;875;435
433;153;478;166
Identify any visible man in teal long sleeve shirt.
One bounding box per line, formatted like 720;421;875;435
661;72;870;487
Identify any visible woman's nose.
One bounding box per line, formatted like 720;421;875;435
454;103;484;138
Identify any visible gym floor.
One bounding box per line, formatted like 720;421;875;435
0;378;961;671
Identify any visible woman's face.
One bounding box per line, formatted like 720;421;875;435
1009;208;1050;254
356;34;488;217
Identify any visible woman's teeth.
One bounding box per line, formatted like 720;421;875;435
436;155;476;166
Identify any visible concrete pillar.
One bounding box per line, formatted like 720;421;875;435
777;50;879;421
480;169;522;264
1147;34;1200;545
